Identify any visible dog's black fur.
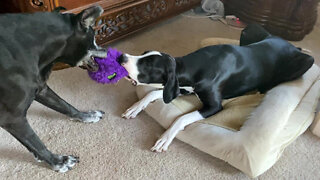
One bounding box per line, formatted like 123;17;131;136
0;6;107;172
121;24;314;118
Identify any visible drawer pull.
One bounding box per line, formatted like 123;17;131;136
30;0;44;7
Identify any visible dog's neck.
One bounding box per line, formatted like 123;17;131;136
37;34;71;83
37;37;68;71
175;58;194;86
36;14;74;72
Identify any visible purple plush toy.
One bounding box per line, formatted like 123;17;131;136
88;48;128;84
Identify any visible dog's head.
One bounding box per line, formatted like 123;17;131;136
57;6;106;72
119;51;180;103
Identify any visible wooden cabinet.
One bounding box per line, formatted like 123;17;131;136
222;0;318;41
0;0;201;45
0;0;201;69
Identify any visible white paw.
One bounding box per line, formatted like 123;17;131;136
34;156;42;163
83;110;104;123
150;129;179;153
52;155;79;173
72;110;105;123
122;101;147;119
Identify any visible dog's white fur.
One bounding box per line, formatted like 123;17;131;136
52;155;78;173
122;51;162;85
122;90;163;119
151;111;203;152
122;89;202;152
71;110;103;123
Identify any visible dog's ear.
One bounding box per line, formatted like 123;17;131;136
52;6;67;13
162;54;180;104
77;5;103;29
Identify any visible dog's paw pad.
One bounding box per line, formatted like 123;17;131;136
52;155;79;173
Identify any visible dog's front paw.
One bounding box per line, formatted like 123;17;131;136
73;110;105;123
51;155;79;173
150;129;179;153
122;101;147;119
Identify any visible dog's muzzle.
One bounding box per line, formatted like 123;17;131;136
119;54;138;86
79;56;99;72
80;50;108;72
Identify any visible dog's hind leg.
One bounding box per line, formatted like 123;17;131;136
281;53;314;81
35;85;104;123
259;53;315;93
0;116;79;172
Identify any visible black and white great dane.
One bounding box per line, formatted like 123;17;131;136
119;24;314;153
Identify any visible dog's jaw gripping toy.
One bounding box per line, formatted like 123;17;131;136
88;48;128;84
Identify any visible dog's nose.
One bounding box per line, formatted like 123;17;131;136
118;54;128;65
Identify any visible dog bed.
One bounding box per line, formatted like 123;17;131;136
135;38;320;177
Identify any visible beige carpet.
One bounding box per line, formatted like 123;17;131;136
1;12;320;179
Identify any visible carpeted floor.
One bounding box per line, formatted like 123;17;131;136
0;11;320;180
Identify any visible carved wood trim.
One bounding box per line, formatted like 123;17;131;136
94;0;201;45
94;0;166;44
